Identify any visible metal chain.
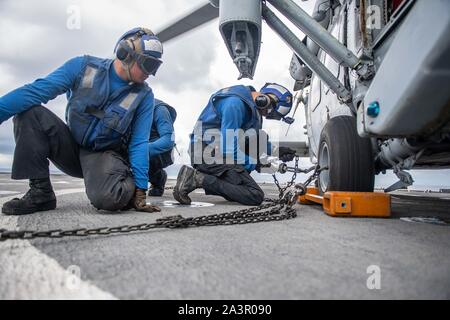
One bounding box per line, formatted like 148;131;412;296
294;164;328;195
273;157;300;199
0;199;295;242
0;164;322;242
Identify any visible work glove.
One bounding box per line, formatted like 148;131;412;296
256;163;271;173
256;161;286;175
278;147;297;163
132;188;161;213
257;153;284;174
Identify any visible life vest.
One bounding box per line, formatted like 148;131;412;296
66;55;151;151
192;85;262;140
189;85;263;165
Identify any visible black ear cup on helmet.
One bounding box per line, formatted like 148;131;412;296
116;40;135;64
116;42;129;61
255;94;271;110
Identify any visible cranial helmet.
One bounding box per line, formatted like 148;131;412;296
259;83;293;121
114;27;163;76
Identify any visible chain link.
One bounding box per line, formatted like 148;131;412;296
294;164;328;195
0;164;322;242
0;200;295;242
272;156;300;199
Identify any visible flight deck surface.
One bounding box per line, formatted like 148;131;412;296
1;173;449;299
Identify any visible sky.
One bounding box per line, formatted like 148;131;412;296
0;0;448;189
0;0;311;165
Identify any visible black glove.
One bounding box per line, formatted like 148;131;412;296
278;147;297;162
255;163;271;173
132;188;161;213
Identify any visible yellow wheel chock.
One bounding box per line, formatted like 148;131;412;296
298;187;391;218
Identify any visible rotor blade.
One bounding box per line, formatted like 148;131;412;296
156;2;219;43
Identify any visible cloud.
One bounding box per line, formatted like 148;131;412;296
0;0;319;173
0;153;13;169
153;21;220;92
0;0;218;161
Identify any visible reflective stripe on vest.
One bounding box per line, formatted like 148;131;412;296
80;66;98;89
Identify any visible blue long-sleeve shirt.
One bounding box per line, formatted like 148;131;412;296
0;56;153;189
215;97;262;172
148;104;175;159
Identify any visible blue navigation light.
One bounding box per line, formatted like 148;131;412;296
367;101;380;117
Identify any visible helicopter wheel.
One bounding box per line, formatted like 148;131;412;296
317;116;375;194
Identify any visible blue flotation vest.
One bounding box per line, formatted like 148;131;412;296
66;55;151;151
192;85;262;141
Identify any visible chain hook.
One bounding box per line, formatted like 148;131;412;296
295;183;306;196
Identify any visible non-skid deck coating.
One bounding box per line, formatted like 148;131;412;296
0;173;449;299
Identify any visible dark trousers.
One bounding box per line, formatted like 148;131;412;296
149;155;167;188
12;106;135;211
193;163;265;206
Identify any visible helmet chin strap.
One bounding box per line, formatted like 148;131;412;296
121;60;135;83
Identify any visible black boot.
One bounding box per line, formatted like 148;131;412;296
173;165;204;205
148;170;167;197
2;178;56;215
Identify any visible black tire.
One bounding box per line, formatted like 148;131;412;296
317;116;375;194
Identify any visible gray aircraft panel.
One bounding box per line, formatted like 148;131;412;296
361;0;450;137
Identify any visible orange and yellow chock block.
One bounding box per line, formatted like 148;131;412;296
298;187;391;218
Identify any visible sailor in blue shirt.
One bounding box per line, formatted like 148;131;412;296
147;99;177;196
173;83;297;206
0;27;164;215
